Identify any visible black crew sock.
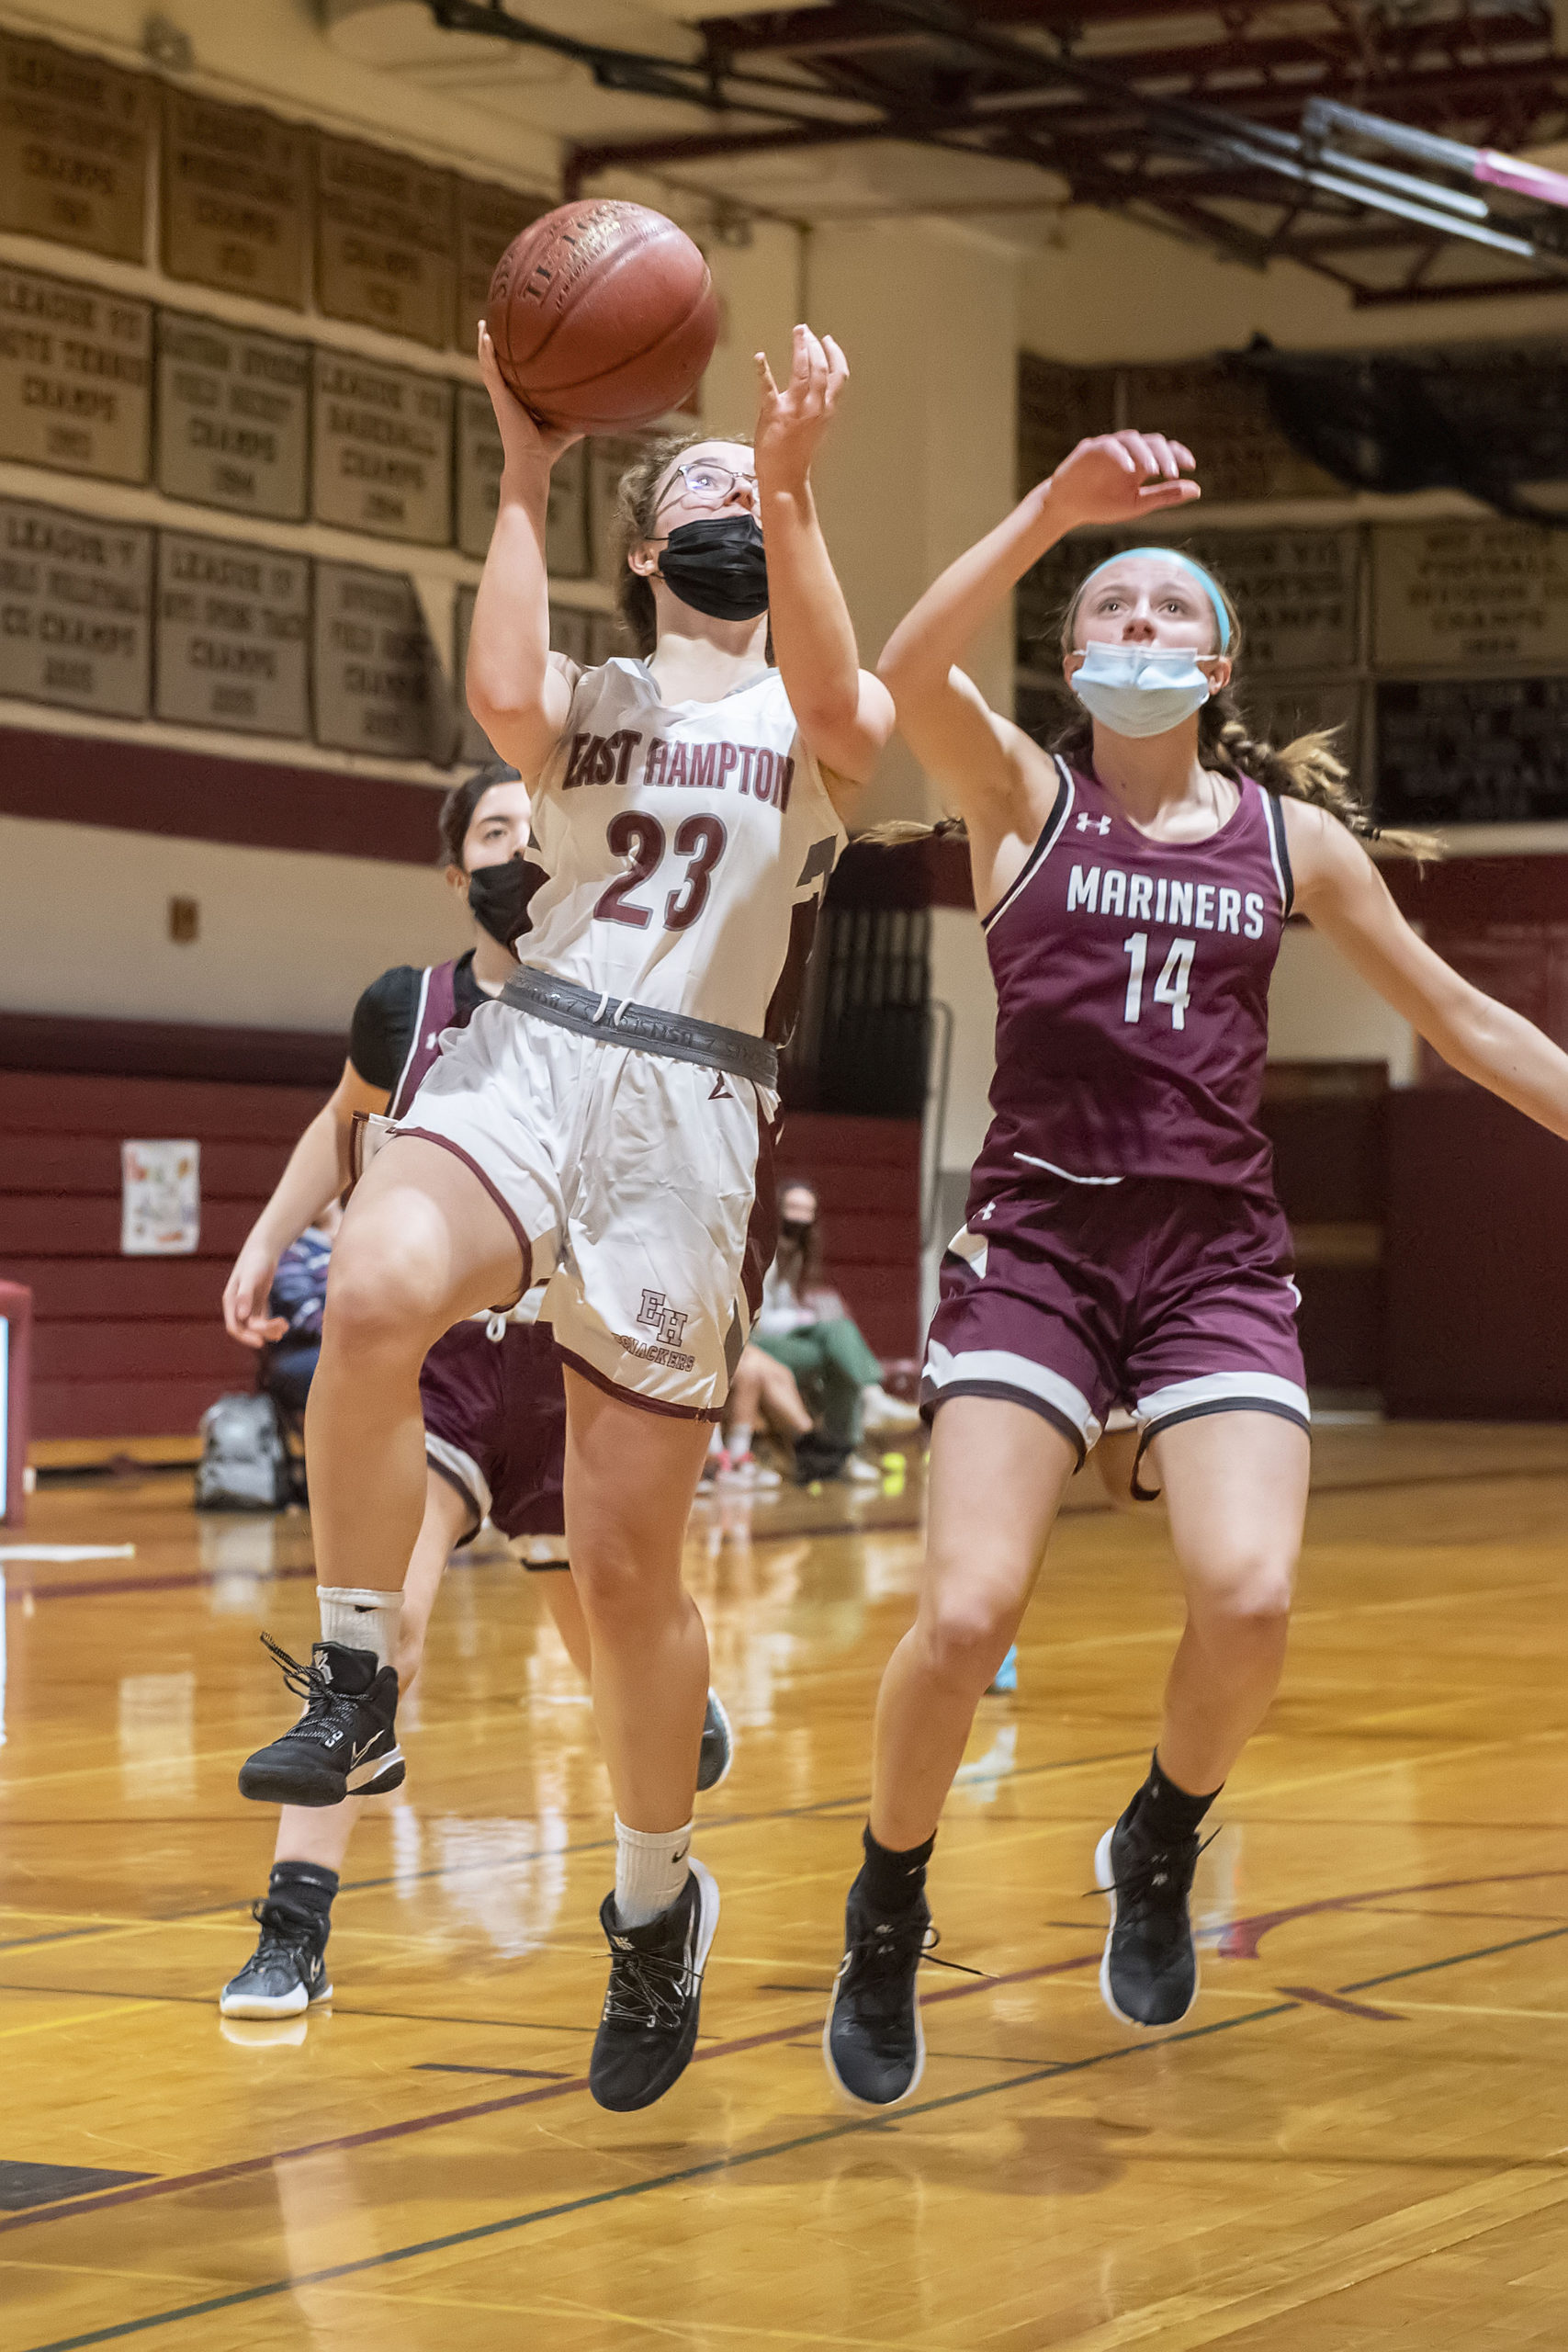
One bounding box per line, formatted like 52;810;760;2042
859;1825;935;1916
1131;1751;1220;1846
268;1860;339;1939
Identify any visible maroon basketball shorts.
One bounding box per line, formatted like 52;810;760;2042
419;1316;567;1553
922;1175;1308;1493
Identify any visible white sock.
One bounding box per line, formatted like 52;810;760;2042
614;1815;693;1928
727;1422;753;1462
317;1585;402;1672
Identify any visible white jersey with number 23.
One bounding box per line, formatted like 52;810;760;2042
522;657;846;1038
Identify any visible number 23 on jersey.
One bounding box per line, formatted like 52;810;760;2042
593;813;728;935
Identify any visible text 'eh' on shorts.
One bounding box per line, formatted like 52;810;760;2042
921;1174;1310;1495
419;1315;567;1552
398;994;777;1423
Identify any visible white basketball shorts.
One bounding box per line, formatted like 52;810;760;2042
395;999;778;1421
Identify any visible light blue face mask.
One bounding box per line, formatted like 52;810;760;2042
1068;643;1216;739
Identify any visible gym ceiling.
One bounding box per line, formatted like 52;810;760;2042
325;1;1568;308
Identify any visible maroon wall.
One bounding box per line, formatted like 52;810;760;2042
1384;1088;1568;1419
0;1014;921;1443
2;1067;321;1441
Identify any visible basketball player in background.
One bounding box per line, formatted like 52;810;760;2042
239;322;894;2109
824;427;1568;2108
220;763;732;2018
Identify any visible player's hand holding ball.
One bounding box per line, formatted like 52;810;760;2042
477;320;582;482
1043;430;1201;530
754;324;849;493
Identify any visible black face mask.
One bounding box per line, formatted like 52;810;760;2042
779;1216;815;1244
657;514;769;622
468;857;533;949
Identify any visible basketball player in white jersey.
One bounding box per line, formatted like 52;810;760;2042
238;322;894;2110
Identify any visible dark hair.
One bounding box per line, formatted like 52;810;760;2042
437;759;521;871
613;430;756;656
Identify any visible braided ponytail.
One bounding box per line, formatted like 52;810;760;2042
1049;694;1436;862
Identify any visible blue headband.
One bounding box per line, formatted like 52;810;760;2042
1078;548;1231;651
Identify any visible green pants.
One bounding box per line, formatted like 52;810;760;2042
754;1317;883;1449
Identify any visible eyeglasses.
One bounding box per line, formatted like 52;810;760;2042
656;460;759;514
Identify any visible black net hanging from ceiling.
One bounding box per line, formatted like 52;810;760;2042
1235;338;1568;528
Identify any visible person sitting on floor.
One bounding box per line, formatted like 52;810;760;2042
259;1200;341;1414
716;1182;919;1484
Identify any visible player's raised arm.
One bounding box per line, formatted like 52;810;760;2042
753;327;894;808
877;433;1201;835
1289;801;1568;1141
467;322;582;780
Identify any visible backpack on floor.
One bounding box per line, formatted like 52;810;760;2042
194;1393;290;1512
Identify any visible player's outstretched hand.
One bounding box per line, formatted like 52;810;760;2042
1043;431;1200;530
477;322;583;476
222;1241;288;1350
754;324;847;491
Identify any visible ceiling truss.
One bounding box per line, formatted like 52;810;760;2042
426;0;1568;306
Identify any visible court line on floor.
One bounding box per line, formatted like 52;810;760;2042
0;1512;927;1609
26;1918;1568;2352
14;1997;1303;2352
0;1942;1111;2243
6;1893;1565;2256
0;1744;1149;1959
11;1454;1565;1612
1277;1984;1403;2023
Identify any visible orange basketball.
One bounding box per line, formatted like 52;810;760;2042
486;199;719;434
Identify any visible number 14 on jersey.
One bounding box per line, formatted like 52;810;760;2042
1122;933;1195;1030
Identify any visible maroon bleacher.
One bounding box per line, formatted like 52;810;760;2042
0;1051;922;1443
2;1069;314;1442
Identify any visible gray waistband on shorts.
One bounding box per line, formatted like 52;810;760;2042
501;967;779;1090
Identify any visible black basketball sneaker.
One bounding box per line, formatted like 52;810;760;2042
1094;1803;1201;2028
238;1636;404;1807
589;1860;719;2112
697;1690;734;1793
823;1871;932;2108
220;1893;333;2019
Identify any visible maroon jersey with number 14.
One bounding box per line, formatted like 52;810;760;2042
971;756;1293;1204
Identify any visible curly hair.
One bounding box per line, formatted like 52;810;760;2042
436;759;522;871
612;430;756;656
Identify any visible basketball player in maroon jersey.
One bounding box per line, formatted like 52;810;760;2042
825;428;1568;2105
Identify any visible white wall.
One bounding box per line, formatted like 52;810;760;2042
930;906;998;1179
1020;206;1568;366
1269;922;1417;1081
808;220;1020;831
1;813;470;1031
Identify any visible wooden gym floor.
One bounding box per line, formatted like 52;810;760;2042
3;1419;1567;2350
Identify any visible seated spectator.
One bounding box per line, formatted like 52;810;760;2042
712;1343;814;1487
727;1182;919;1481
260;1201;341;1414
